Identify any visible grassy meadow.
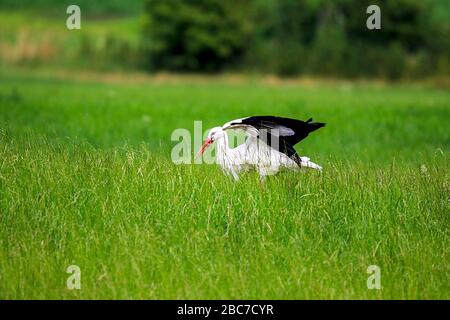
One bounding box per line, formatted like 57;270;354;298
0;67;449;299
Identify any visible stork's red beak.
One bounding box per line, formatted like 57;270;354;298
195;137;213;159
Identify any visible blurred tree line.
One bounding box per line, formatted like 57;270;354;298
1;0;448;79
142;0;450;79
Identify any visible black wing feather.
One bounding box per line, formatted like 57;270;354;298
239;115;325;146
228;115;325;167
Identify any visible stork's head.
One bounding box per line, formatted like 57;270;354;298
195;126;224;158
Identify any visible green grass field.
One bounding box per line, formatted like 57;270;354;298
0;69;449;299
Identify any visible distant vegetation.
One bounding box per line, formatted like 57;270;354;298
1;0;449;79
142;0;450;78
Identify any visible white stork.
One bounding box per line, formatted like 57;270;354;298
196;116;325;180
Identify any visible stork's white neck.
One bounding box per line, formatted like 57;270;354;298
213;131;232;169
215;132;229;155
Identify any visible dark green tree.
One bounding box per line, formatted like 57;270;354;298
142;0;252;71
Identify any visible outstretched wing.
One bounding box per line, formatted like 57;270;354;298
225;116;325;146
222;116;325;166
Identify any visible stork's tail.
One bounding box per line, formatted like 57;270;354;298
299;156;322;171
